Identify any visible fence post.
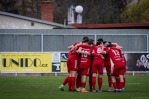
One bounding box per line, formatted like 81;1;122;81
133;71;135;76
94;34;97;42
147;34;149;52
41;34;43;52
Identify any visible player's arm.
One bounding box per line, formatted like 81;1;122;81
68;42;81;50
77;47;91;55
112;43;123;49
116;45;123;49
100;44;106;54
68;45;74;50
77;44;90;48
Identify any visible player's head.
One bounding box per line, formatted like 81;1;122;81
97;38;103;43
88;39;94;45
107;42;113;47
103;41;108;47
82;36;89;43
96;41;102;46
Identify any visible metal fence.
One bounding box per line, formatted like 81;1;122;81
0;29;149;52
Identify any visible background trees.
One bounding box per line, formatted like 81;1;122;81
0;0;148;24
54;0;127;24
122;0;149;23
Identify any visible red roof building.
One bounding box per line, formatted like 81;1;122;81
70;23;149;29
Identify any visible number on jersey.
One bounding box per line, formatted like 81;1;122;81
81;50;88;58
112;50;120;56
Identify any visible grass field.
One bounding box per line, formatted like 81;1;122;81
0;75;149;99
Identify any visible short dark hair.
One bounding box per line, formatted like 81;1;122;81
97;38;103;42
96;41;102;46
82;36;89;43
107;42;113;47
88;39;94;45
103;41;107;44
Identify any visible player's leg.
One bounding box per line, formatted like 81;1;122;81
111;76;118;92
105;66;112;91
76;74;81;91
91;61;98;92
70;70;77;92
97;63;103;93
119;65;125;92
89;60;93;91
116;76;120;89
92;73;97;92
111;66;118;92
81;68;89;92
123;63;126;90
119;75;124;92
69;59;78;92
89;70;92;91
97;74;102;93
59;60;71;91
59;75;70;91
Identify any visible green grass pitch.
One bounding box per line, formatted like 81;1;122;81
0;75;149;99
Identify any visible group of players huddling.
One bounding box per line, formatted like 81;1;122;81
59;37;126;93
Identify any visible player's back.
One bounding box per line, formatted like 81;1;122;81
80;47;92;68
92;45;104;59
108;47;122;64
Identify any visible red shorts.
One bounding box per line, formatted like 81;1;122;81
104;60;111;73
67;59;78;71
80;68;90;76
92;58;104;74
111;62;125;76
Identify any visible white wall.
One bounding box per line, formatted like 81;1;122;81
0;15;54;29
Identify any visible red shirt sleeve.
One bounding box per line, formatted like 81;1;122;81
78;44;90;48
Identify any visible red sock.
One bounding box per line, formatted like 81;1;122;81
68;77;71;90
71;77;76;91
108;76;112;87
119;82;124;89
62;76;69;85
98;77;102;90
113;82;118;89
76;75;81;88
81;82;86;88
123;78;126;88
116;78;120;89
92;76;96;90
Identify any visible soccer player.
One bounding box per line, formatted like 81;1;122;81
59;46;78;91
77;39;92;92
75;39;94;92
59;37;90;92
103;41;113;91
112;43;126;91
119;49;126;90
91;41;105;92
105;43;125;92
88;39;95;91
68;37;90;92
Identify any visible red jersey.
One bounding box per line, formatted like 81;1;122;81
103;47;110;61
68;42;81;60
106;47;122;64
103;47;111;69
92;45;104;59
79;47;92;68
